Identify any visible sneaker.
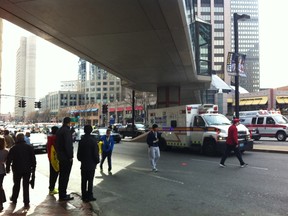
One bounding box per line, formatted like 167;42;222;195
219;163;226;168
152;168;158;172
49;188;59;195
240;163;248;168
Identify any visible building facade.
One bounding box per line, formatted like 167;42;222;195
195;0;259;94
78;59;124;104
14;36;36;120
40;90;85;122
60;80;78;91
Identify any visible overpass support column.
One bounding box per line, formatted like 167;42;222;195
156;86;180;108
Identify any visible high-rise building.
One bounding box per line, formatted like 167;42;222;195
14;36;36;119
194;0;259;92
231;0;259;92
194;0;232;81
77;59;124;104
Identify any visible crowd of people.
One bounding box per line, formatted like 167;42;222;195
0;116;116;211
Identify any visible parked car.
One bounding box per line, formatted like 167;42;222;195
76;128;101;142
29;133;48;152
118;123;146;138
92;128;121;143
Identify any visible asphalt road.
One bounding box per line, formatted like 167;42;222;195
35;140;288;216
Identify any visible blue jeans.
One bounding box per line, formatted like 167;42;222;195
100;151;112;171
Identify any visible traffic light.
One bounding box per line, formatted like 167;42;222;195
102;104;108;114
22;100;26;107
18;100;22;107
34;101;42;108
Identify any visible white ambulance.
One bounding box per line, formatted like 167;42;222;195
148;104;253;156
239;110;288;141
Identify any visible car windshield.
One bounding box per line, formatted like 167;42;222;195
203;114;231;125
97;128;107;136
274;115;288;124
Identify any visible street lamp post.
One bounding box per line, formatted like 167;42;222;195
233;13;250;119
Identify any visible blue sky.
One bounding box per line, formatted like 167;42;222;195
0;0;287;114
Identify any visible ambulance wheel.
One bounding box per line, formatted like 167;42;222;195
276;131;286;141
203;141;216;156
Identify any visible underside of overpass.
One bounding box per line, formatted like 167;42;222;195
0;0;212;105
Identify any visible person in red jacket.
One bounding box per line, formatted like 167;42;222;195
47;126;59;195
219;118;247;168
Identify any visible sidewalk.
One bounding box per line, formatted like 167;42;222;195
0;171;99;216
252;144;288;154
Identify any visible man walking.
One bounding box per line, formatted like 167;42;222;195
99;129;114;174
220;118;248;168
77;125;99;202
6;133;36;208
55;117;74;201
147;124;161;172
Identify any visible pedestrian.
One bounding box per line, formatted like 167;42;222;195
24;131;31;145
47;126;59;195
6;133;36;209
147;124;161;172
70;126;76;142
77;125;99;202
0;137;9;211
55;117;74;201
3;130;14;148
220;118;248;168
99;129;114;174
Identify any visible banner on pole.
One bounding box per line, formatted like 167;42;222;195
226;52;247;77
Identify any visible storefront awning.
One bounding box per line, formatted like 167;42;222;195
259;97;268;105
109;108;115;112
237;97;268;106
126;107;132;111
117;107;124;112
227;98;233;103
276;96;288;104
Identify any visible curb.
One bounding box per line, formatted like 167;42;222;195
251;148;288;154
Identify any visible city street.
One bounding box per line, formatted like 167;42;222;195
35;140;288;216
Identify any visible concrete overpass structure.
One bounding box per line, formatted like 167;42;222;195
0;0;212;107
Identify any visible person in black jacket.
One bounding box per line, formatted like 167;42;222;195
146;124;161;172
6;133;36;209
77;125;99;202
55;117;74;201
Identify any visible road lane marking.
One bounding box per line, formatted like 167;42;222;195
128;166;184;185
150;175;184;185
189;158;269;171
